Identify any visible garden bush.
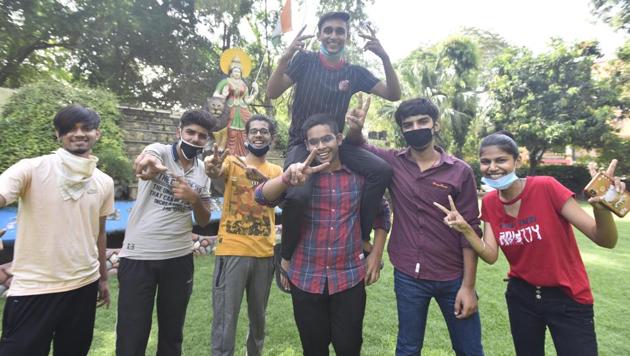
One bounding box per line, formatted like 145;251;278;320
0;80;133;184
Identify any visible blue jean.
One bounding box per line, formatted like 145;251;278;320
394;269;484;356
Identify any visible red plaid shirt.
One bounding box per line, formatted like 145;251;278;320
256;166;366;294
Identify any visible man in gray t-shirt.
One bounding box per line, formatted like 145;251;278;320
116;110;214;356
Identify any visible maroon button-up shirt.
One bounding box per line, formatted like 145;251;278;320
362;144;481;281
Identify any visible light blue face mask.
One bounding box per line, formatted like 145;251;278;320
481;171;519;190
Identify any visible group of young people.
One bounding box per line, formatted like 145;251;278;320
0;10;625;356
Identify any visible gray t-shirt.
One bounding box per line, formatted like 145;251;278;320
120;143;211;260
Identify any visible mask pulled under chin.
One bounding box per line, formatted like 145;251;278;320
179;139;204;160
481;171;519;190
54;148;98;201
246;142;270;157
403;128;433;150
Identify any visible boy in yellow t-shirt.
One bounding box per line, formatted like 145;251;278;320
204;115;282;356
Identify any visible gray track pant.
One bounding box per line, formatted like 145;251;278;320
211;255;274;356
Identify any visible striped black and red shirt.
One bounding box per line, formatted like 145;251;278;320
286;51;379;147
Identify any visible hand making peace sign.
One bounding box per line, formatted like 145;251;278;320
346;93;371;132
281;25;314;63
433;195;473;234
359;23;388;60
203;144;230;177
282;148;330;187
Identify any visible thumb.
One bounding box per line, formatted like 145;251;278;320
155;162;168;172
454;296;462;315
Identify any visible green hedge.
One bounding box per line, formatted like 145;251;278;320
470;162;591;198
0;80;132;183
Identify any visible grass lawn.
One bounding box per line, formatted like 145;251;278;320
3;218;629;355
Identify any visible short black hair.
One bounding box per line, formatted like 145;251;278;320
53;104;101;136
301;113;340;139
246;115;277;136
180;109;215;132
479;130;519;159
317;11;350;32
394;98;440;128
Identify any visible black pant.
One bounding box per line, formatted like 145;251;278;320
290;281;366;356
505;278;598;356
116;254;194;356
0;280;98;356
280;142;392;260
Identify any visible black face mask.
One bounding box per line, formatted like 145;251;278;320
179;139;204;160
403;128;433;150
246;142;270;157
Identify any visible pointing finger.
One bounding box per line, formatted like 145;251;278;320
213;143;219;158
306;162;330;174
302;149;318;169
363;95;371;113
448;195;457;211
295;24;307;39
605;159;618;178
433;201;451;215
234;155;248;168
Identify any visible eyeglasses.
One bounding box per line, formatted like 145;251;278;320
248;128;271;135
306;134;336;147
322;26;346;36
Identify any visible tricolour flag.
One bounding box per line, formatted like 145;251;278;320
272;0;292;38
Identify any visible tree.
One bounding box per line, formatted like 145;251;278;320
591;0;630;32
397;36;481;157
0;0;226;108
487;40;614;174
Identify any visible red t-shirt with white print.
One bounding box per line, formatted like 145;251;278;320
481;176;593;304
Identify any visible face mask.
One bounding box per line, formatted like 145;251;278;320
179;139;204;160
246;142;270;157
320;45;345;62
403;128;433;150
481;171;519;190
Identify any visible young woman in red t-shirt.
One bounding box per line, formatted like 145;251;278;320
434;132;625;356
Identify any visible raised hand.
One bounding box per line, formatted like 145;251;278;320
203;144;229;177
171;175;199;203
359;24;388;60
282;148;330;186
433;195;472;233
346;93;371;131
134;153;167;180
588;159;626;206
281;25;314;62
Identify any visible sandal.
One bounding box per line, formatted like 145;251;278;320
273;243;291;294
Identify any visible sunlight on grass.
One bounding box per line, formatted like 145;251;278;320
0;217;627;355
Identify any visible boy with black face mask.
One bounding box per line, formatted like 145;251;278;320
204;115;282;356
116;110;214;356
346;97;485;356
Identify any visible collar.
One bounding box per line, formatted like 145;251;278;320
318;52;346;70
397;146;454;166
171;142;198;166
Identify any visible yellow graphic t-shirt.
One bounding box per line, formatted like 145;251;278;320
215;156;282;257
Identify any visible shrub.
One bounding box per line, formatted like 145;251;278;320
0;80;132;183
